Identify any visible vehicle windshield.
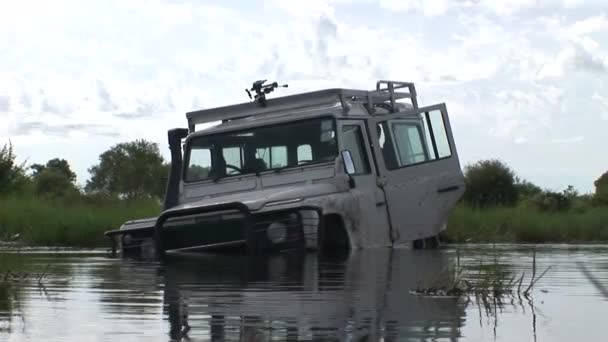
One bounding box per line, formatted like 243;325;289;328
185;117;337;182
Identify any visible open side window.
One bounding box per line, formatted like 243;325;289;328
375;104;454;171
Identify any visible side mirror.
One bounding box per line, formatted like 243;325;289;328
341;150;356;175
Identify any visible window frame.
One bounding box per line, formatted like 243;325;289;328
341;124;371;175
374;106;453;172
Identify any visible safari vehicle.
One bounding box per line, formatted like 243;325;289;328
105;80;465;257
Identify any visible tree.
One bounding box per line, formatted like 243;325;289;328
514;178;542;200
0;142;30;193
86;139;167;199
34;168;80;198
31;158;76;183
594;171;608;205
30;158;79;198
463;159;517;208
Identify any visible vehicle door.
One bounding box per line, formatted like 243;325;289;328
338;120;391;247
369;104;464;244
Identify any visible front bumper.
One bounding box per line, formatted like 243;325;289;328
105;203;322;257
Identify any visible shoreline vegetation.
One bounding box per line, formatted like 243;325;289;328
443;205;608;244
0;195;160;248
2;141;608;248
1;196;607;247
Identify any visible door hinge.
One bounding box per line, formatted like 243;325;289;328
376;176;387;187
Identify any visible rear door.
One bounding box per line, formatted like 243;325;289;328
369;104;465;244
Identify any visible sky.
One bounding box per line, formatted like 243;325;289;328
1;0;607;193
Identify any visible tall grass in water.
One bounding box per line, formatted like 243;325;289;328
0;195;160;247
445;204;608;243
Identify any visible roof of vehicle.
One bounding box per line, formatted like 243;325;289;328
186;80;418;132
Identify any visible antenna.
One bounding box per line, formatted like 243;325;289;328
245;80;288;107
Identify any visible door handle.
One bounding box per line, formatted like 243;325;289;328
437;185;460;193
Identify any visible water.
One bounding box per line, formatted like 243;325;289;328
0;245;607;341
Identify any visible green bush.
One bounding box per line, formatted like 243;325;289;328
594;171;608;205
463;159;518;208
529;191;571;212
514;179;542;200
33;169;80;199
444;204;608;243
0;142;31;194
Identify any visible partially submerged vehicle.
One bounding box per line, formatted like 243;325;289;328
105;80;465;257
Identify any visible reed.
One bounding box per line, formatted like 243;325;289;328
0;195;160;247
444;204;608;243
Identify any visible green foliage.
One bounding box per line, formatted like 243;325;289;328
31;158;76;183
30;158;79;198
528;191;571;212
0;142;30;194
463;159;518;208
521;185;578;212
33;169;80;199
0;194;160;247
593;171;608;205
86;139;167;199
514;179;542;199
444;204;608;243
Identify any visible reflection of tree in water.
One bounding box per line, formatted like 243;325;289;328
0;252;74;336
0;282;14;334
161;250;467;341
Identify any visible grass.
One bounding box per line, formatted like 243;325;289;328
0;195;160;247
1;195;607;247
444;204;608;243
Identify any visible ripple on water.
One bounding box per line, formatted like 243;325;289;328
0;245;607;341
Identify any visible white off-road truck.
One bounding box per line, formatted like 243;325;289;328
105;80;465;257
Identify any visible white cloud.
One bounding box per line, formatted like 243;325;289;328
592;93;608;120
538;44;607;79
2;0;608;192
551;136;584;144
568;14;608;36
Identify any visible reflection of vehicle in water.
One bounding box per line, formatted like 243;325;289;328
162;250;465;341
105;80;465;257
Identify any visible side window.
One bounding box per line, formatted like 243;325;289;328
256;147;270;167
297;144;312;164
270;146;287;168
378;109;451;169
223;147;242;174
187;147;211;181
256;146;288;168
342;125;371;174
391;122;429;165
427;111;451;158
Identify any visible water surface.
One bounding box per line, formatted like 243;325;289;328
0;245;607;341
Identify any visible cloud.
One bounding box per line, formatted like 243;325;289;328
97;80;118;112
592;93;608;120
378;0;542;16
0;95;9;112
379;0;451;16
2;0;607;192
567;15;608;36
539;44;607;78
13;122;119;137
551;136;584;144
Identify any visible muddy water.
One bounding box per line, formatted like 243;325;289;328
0;245;607;341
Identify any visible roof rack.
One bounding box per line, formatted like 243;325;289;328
185;80;418;131
376;80;418;110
